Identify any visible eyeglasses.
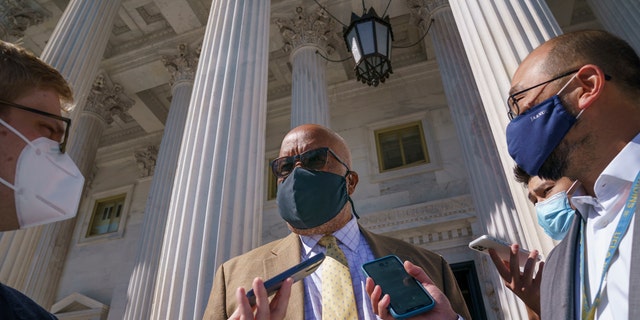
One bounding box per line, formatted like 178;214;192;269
0;99;71;153
506;69;580;120
270;147;350;179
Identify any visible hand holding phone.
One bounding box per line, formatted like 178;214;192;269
362;255;436;319
470;235;544;315
468;235;542;267
245;252;325;306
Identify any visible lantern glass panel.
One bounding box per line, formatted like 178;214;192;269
348;29;362;63
356;20;375;55
387;32;393;60
375;21;388;56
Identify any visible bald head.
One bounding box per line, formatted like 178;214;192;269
539;30;640;94
279;124;352;168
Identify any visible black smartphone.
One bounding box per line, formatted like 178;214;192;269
362;255;436;319
246;252;325;306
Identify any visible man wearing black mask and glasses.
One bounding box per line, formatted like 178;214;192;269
0;41;84;319
204;124;470;320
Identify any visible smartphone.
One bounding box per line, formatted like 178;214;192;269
246;252;325;306
362;255;436;319
468;235;542;267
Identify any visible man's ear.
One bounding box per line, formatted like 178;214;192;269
576;64;606;111
346;171;359;195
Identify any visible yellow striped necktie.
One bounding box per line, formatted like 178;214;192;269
318;235;357;320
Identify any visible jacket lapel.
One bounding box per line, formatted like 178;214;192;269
263;233;305;320
541;210;581;319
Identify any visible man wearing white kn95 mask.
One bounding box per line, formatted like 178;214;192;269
0;40;84;319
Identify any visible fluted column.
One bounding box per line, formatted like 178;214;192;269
444;0;561;319
123;43;198;320
448;1;561;235
40;0;122;122
150;1;270;319
585;0;640;53
276;6;336;128
0;0;121;309
408;1;553;318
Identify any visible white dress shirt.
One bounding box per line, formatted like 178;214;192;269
570;133;640;319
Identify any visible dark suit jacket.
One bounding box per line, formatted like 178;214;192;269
203;225;471;319
0;283;57;320
540;205;640;319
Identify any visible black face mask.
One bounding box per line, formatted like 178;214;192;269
276;167;350;229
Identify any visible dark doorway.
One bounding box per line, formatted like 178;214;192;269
451;261;487;320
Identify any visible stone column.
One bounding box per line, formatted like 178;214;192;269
0;0;121;309
150;1;270;319
585;0;640;53
275;6;336;128
0;0;49;42
444;0;561;319
40;0;122;126
448;1;561;237
122;43;199;320
407;1;553;318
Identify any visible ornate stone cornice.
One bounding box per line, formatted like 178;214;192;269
134;145;159;178
0;0;49;41
406;0;449;30
161;43;201;87
84;72;135;125
274;6;338;55
359;194;475;233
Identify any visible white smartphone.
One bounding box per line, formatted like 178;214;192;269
468;235;542;267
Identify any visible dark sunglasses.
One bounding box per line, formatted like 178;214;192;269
270;147;349;179
0;99;71;153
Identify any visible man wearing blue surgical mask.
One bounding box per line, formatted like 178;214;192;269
489;166;576;320
517;167;576;241
505;30;640;320
0;41;84;319
205;124;470;320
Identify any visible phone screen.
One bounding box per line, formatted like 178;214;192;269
362;255;435;317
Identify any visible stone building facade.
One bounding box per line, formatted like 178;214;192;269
1;0;638;319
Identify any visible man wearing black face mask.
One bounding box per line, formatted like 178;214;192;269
505;30;640;319
204;124;470;320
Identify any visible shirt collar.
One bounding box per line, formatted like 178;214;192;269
299;216;360;256
570;133;640;219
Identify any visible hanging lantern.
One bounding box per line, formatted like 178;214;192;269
343;7;393;87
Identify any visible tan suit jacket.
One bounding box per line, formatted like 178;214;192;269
203;225;471;319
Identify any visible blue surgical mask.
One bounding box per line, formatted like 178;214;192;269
276;167;350;229
534;191;576;240
506;75;584;176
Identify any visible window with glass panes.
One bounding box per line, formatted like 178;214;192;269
87;194;126;236
374;122;430;172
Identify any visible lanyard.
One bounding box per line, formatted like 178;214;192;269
579;171;640;320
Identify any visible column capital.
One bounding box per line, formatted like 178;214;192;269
85;73;135;125
406;0;449;30
0;0;49;41
162;43;201;87
134;145;159;178
275;6;338;55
